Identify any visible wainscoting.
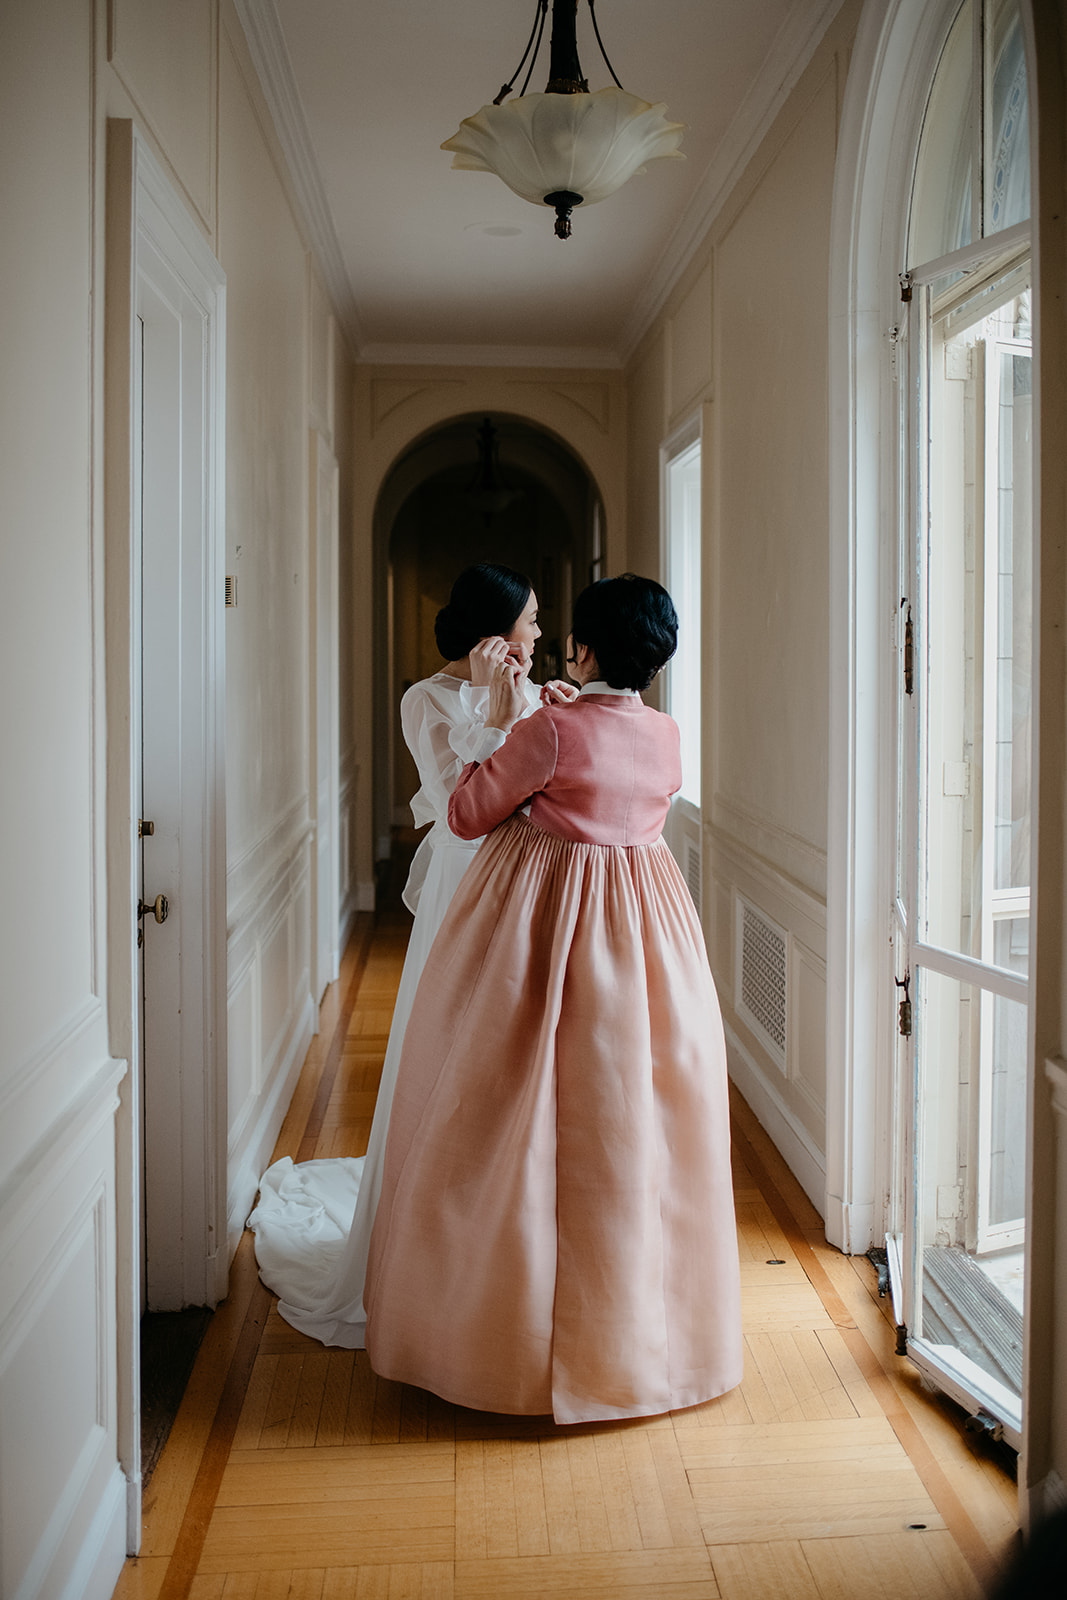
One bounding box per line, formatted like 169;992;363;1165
226;807;316;1258
0;1038;128;1600
707;820;829;1217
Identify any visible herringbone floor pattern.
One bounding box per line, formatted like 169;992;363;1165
114;912;1018;1599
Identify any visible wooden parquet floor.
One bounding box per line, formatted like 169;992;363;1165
115;912;1019;1600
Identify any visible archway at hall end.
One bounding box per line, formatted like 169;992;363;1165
371;413;606;864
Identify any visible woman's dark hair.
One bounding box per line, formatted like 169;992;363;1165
571;574;678;691
434;563;532;660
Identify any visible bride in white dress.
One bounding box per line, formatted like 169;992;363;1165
249;564;571;1347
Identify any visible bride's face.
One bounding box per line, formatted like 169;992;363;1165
504;590;541;662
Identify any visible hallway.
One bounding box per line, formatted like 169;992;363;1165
115;911;1017;1600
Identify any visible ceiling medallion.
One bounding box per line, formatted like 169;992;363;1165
442;0;684;239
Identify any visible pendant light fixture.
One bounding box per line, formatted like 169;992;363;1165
442;0;684;239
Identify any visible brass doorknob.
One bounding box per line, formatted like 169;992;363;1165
139;893;169;925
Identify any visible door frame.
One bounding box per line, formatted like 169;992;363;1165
828;0;1059;1526
105;120;227;1548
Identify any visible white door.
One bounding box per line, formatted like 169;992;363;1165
886;0;1033;1447
132;139;228;1314
136;271;189;1307
895;256;1032;1445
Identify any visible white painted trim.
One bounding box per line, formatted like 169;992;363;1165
619;0;847;362
0;1057;124;1220
53;1466;126;1600
725;1022;827;1216
905;1339;1023;1449
0;996;104;1120
226;991;316;1257
132;125;229;1312
826;0;948;1257
226;799;313;931
230;0;361;352
231;0;841;371
358;342;622;370
711;792;828;896
105;118;228;1558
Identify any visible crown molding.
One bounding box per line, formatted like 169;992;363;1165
231;0;364;354
619;0;846;364
358;342;622;371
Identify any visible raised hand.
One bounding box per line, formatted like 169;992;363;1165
469;636;515;686
540;679;579;707
486;659;527;732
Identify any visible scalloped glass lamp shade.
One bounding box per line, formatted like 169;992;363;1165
442;85;684;236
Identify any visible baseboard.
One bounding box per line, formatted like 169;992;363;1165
725;1022;827;1219
1021;1467;1067;1530
822;1190;876;1256
338;894;359;953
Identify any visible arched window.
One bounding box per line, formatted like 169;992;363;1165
828;0;1032;1448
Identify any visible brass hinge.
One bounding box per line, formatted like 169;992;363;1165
900;271;913;303
895;970;912;1037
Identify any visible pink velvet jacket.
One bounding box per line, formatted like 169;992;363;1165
447;694;682;848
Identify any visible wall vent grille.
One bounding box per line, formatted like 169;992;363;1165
736;897;788;1067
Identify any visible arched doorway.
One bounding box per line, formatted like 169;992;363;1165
372;414;603;866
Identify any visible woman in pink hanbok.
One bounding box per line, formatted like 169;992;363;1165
249;564;573;1348
365;575;743;1425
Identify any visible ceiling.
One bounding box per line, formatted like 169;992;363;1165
235;0;843;365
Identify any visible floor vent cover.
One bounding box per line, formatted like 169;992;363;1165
736;897;788;1067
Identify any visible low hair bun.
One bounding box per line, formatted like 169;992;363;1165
434;563;532;662
433;601;471;662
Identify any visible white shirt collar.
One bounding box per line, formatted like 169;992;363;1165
579;681;639;698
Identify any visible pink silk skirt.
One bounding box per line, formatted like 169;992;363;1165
364;814;743;1425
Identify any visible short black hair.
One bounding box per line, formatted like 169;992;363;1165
434;563;532;660
571;574;678;691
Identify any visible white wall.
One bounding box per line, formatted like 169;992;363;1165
0;0;358;1593
1;0;128;1593
626;8;856;1213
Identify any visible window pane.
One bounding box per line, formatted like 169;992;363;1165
994;343;1032;893
666;443;701;804
920;274;1031;973
915;968;1025;1398
908;0;974;266
987;1;1030;235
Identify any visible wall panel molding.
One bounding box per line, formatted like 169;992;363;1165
711;791;828;903
0;999;110;1168
0;1115;122;1600
226;796;312;934
226;831;315;1255
106;0;217;232
0;1056;124;1224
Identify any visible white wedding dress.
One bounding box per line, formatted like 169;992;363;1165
247;671;538;1347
